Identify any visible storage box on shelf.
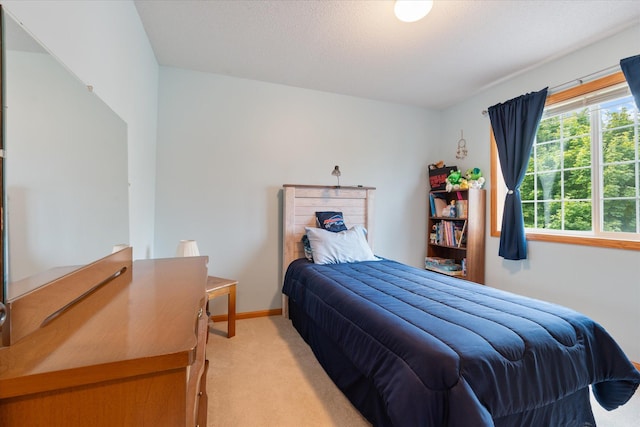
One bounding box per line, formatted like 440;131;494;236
428;166;457;191
427;189;485;284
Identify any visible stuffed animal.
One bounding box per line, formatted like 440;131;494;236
445;169;467;192
429;160;445;170
465;167;485;189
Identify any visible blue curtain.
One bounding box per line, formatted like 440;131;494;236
620;54;640;110
488;88;548;260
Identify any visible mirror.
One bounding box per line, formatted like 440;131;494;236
1;10;129;304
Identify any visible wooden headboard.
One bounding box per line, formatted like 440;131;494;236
281;184;376;315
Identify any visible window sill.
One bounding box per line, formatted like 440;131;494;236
490;229;640;250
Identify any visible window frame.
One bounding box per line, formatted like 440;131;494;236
490;71;640;251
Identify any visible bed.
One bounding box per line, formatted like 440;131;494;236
280;184;640;427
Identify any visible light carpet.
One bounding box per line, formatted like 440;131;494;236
206;316;639;427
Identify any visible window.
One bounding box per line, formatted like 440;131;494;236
491;72;640;250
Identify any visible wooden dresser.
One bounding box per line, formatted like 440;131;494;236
0;250;209;426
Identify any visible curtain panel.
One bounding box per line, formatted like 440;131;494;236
488;88;548;260
620;54;640;110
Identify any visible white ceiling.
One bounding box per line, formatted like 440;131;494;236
134;0;640;110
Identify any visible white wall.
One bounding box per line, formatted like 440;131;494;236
154;67;440;313
441;23;640;361
2;0;159;259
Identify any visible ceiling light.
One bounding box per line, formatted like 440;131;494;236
394;0;433;23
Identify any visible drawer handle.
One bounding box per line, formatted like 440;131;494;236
0;302;6;327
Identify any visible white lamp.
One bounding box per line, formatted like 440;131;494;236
394;0;433;23
176;240;200;257
112;243;129;253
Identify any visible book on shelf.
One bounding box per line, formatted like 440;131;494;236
430;194;467;218
455;200;468;218
432;220;466;247
457;221;467;248
430;193;448;217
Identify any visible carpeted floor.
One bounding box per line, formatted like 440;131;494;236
206;316;639;427
206;315;369;427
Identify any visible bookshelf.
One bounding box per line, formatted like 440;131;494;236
427;189;485;284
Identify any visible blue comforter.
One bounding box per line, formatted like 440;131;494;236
282;258;640;427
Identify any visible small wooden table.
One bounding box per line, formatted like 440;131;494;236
206;276;237;338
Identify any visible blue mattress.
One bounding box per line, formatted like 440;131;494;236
282;258;640;427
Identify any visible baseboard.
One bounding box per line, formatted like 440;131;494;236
210;308;282;323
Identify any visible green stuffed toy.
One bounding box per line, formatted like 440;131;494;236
445;169;467;192
465;168;485;189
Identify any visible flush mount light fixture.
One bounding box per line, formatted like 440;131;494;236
394;0;433;23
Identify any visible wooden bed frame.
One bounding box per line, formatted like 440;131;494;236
281;184;376;316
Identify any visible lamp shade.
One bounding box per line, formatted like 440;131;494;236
176;240;200;257
112;243;129;253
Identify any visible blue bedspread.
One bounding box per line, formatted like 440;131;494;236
282;258;640;427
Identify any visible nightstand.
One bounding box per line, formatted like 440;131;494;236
206;276;237;338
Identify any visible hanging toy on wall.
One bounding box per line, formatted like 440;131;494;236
456;130;468;160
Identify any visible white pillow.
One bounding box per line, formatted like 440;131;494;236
305;225;379;265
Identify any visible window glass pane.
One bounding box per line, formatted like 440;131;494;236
536;141;561;171
603;199;637;232
600;96;636;128
565;201;592;231
564;168;591;199
521;174;535;200
603;163;637;198
564;135;591;168
563;109;590;138
536;172;561;200
526;153;535;173
522;202;535;228
602;125;635;163
536;201;562;229
537;116;561;143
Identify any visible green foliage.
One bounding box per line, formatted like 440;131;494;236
521;97;639;234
